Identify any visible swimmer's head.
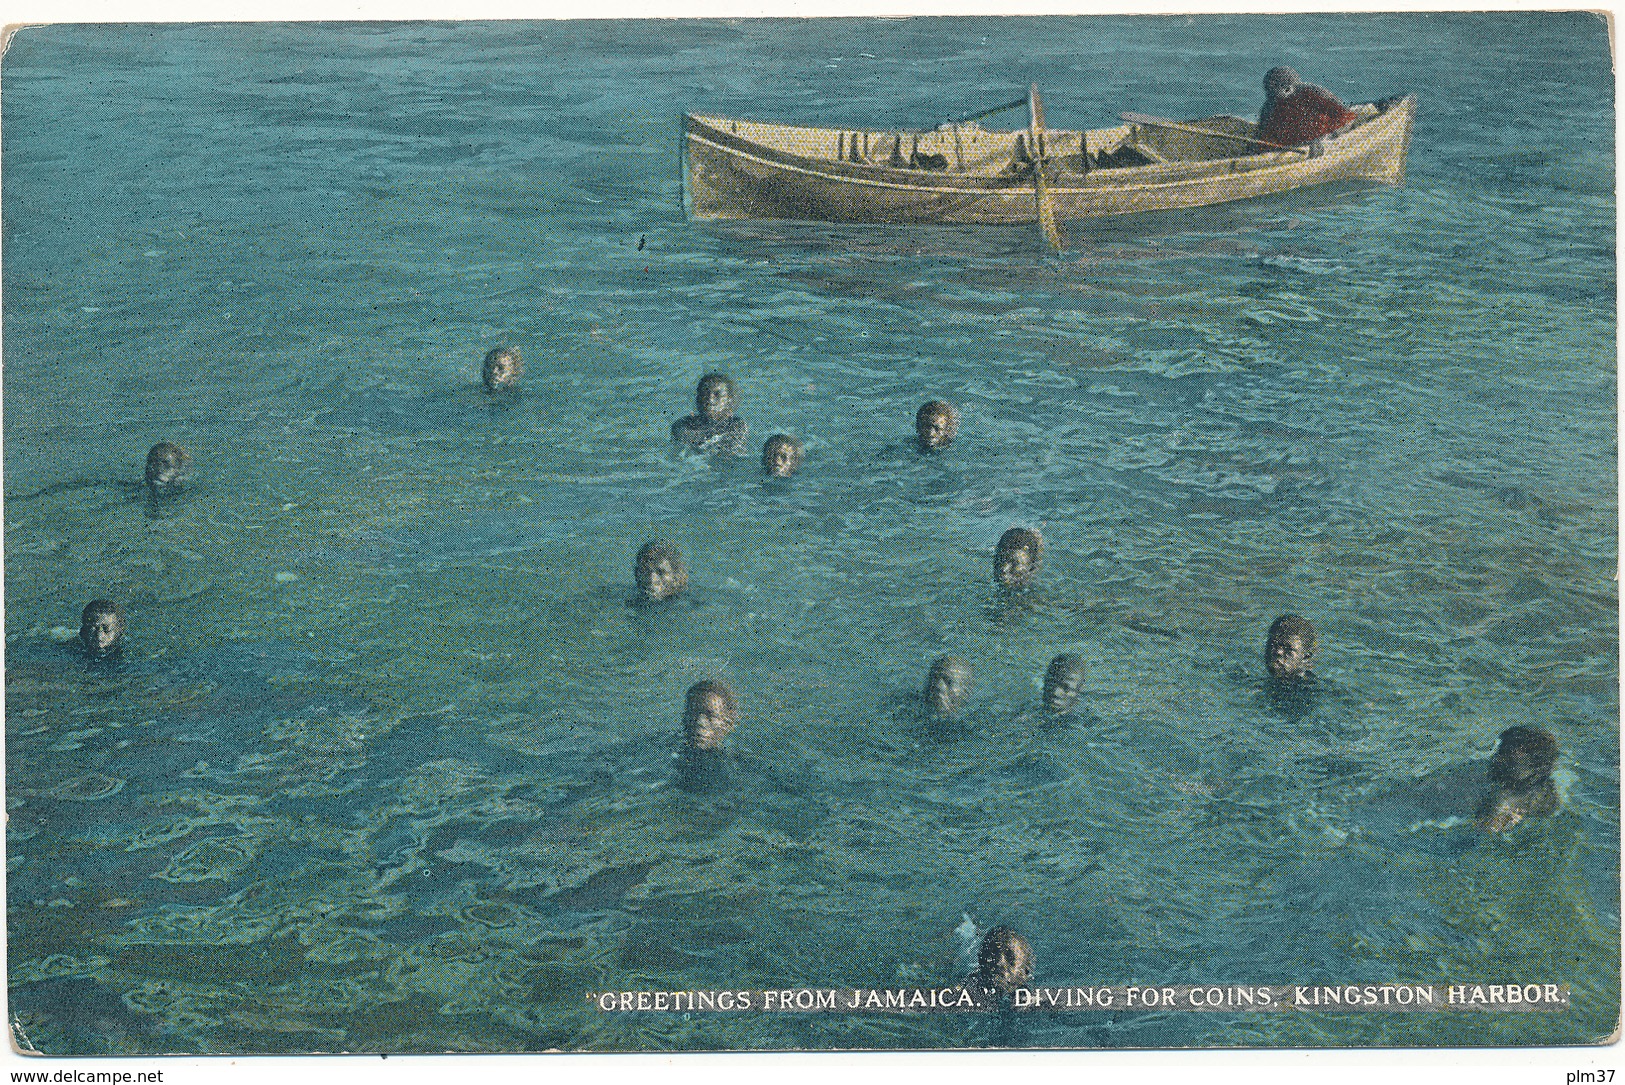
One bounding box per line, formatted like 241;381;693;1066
915;400;959;452
144;442;192;494
994;528;1044;590
762;434;804;478
1488;726;1559;787
634;540;689;603
482;347;523;392
976;927;1034;995
1265;614;1318;680
79;600;125;657
683;679;738;750
1042;653;1086;715
1264;66;1301;98
696;373;738;424
924;655;972;716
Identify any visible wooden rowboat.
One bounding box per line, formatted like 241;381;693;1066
683;94;1415;228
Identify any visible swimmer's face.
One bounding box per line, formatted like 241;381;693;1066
919;412;951;447
145;443;191;493
925;657;971;715
482;348;522;391
684;687;737;750
762;436;803;478
488;358;516;388
996;545;1036;589
1265;631;1312;680
1477;794;1524;833
994;529;1044;590
1043;656;1086;714
635;545;688;603
697;376;736;423
1264;614;1318;681
915;403;958;450
79;604;124;657
640;556;680;600
978;928;1033;994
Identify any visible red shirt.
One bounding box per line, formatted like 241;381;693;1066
1258;85;1357;146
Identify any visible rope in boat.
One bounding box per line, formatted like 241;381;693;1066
947;96;1029;126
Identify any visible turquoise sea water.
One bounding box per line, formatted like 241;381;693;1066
3;15;1616;1054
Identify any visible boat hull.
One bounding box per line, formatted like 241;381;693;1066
684;96;1414;226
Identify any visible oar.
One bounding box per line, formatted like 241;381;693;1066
949;96;1029;126
1120;112;1303;152
1028;83;1065;252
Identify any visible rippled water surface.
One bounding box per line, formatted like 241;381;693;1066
4;15;1616;1054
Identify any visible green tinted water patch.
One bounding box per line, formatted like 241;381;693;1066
1223;819;1618;1047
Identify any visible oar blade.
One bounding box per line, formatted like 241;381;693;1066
1034;168;1064;252
1028;83;1065;252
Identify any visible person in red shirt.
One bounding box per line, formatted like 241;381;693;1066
1256;66;1357;147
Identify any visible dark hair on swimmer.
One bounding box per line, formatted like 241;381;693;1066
761;434;805;477
482;346;523;391
1265;613;1318;680
1267;613;1317;645
80;599;123;625
636;539;684;566
977;927;1034;994
999;526;1043;554
683;679;739;750
1045;654;1084;684
144;442;192;491
1488;726;1559;786
914;400;959;450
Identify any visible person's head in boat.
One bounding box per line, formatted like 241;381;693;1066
482;346;523;392
915;400;959;452
976;927;1034;996
761;434;804;478
1042;654;1086;716
1263;66;1302;99
79;600;125;658
1264;614;1318;681
683;679;738;751
994;528;1044;591
634;540;689;604
144;442;192;495
1477;726;1561;833
924;655;972;717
